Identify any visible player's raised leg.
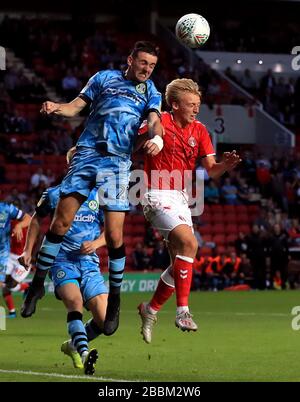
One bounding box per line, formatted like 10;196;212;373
21;194;85;318
168;225;198;332
138;266;175;343
103;211;126;336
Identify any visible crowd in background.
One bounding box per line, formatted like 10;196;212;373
1;15;300;290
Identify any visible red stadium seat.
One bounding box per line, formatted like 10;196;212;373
210;204;223;213
236;214;250;224
211;213;225;223
200;224;213;235
236;205;248;214
226;224;239;234
223;205;236;213
213;234;226;245
239;224;251;234
212;223;226;234
131;215;146;225
223;214;237;223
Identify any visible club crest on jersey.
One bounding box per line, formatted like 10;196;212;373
188;136;196;147
88;200;98;211
136;83;146;94
56;270;66;279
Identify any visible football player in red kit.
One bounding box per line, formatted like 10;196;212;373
3;220;30;317
138;78;241;343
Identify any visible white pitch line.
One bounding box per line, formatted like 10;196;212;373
0;368;139;382
39;307;290;317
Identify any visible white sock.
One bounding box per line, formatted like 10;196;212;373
147;304;158;315
81;350;88;363
176;306;189;315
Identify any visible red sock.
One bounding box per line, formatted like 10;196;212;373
4;293;15;312
20;282;29;292
149;279;175;312
173;255;193;307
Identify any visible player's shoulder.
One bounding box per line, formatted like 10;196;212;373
46;185;61;201
91;69;121;82
146;78;160;92
194;119;207;130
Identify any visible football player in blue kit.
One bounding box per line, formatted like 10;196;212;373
21;41;164;336
19;148;107;375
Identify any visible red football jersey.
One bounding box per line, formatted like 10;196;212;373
10;220;27;255
140;112;215;190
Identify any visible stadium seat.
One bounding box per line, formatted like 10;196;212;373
131;215;146;225
226;224;239;234
200;224;213;235
236;214;250;224
224;214;237;223
236;205;248;214
211;213;224;223
212;223;226;234
210;204;223;213
239;224;251;234
213;234;226;245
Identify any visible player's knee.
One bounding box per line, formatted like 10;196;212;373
5;276;17;290
2;285;11;296
180;236;198;256
51;218;71;235
105;229;123;248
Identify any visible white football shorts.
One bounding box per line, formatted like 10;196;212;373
6;253;31;282
142;189;193;240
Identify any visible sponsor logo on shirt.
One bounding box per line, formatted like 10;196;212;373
56;270;66;279
188;136;197;147
88;200;99;211
0;212;8;228
103;87;143;105
136;83;146;94
74;214;96;223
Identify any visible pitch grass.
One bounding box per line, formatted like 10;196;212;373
1;291;300;382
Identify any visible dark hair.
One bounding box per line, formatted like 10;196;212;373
130;41;159;58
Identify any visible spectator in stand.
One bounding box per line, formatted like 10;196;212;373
260;69;276;94
234;231;248;256
204;179;220;204
254;208;271;232
221;177;238;205
62;69;81;101
29;77;47;103
56;129;73;154
5;188;27;210
246;224;268;290
132;242;151;271
15;140;34;164
237;177;251;204
45;168;56;186
268;223;289;290
236;254;253;287
30;168;49;189
151;241;170;270
288;219;300;246
240;69;256;93
256;161;271;197
0;165;6;183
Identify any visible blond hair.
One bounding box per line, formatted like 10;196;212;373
66;146;77;164
165;78;202;107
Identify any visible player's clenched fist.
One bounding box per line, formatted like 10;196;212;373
40;101;60;115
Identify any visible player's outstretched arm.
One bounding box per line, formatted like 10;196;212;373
143;111;164;156
40;97;87;117
202;151;242;179
12;213;31;241
80;233;106;255
18;213;42;270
